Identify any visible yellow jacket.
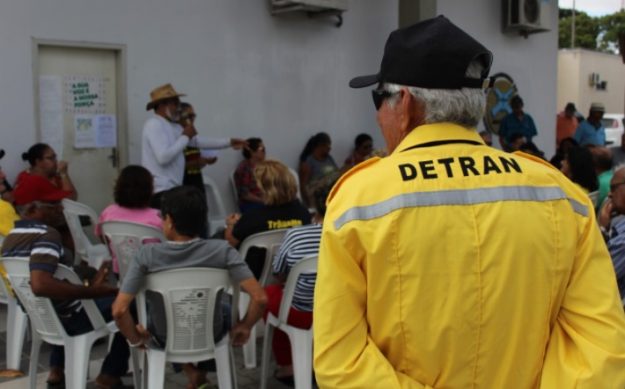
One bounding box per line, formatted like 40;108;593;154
0;199;18;237
313;123;625;388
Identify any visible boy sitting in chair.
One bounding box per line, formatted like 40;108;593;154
112;186;267;388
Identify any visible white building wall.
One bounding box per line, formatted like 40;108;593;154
558;49;625;115
436;0;559;157
0;0;397;212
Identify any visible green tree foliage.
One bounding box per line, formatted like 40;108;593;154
559;8;625;53
597;10;625;52
559;9;601;50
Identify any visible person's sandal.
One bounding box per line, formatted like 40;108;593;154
46;376;65;389
94;375;125;389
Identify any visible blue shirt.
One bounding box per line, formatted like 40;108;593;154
498;113;538;143
574;120;606;146
608;216;625;298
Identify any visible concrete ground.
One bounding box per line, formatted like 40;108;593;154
0;305;304;388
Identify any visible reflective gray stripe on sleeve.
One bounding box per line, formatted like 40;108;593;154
567;197;589;217
333;186;588;230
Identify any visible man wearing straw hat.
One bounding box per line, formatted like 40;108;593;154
142;83;246;208
313;16;625;388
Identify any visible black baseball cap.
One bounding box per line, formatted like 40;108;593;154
349;15;493;89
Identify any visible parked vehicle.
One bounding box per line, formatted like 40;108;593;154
602;114;625;147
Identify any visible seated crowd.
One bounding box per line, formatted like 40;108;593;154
0;128;374;387
1;96;624;387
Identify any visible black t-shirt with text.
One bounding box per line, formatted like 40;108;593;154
233;200;311;278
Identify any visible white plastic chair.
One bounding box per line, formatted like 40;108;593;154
230;170;240;207
1;257;115;389
99;221;165;281
61;199;111;268
260;255;317;389
0;260;28;372
0;234;28;371
238;228;288;368
135;267;239;389
202;173;229;236
288;167;302;201
588;190;599;208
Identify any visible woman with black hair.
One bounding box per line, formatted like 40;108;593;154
298;132;338;206
343;133;374;169
13;143;77;206
550;137;578;170
96;165;162;275
561;146;599;193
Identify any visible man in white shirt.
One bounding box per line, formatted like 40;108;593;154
141;83;246;207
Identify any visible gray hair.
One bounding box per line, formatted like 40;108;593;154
384;60;487;128
614;164;625;174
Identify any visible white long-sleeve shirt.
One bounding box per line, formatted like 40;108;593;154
141;115;230;193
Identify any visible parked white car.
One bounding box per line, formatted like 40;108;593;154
603;113;625;147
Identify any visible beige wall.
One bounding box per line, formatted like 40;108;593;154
557;50;581;112
558;49;625;114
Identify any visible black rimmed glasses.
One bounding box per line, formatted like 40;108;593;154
610;181;625;192
371;88;398;110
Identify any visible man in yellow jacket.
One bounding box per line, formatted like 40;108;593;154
313;15;625;388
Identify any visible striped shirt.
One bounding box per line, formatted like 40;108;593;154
1;220;80;316
272;224;321;312
608;217;625;298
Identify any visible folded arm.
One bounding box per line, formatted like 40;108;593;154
30;269;117;300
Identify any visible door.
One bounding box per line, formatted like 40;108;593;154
37;44;122;213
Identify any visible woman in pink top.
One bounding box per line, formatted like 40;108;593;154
96;165;162;274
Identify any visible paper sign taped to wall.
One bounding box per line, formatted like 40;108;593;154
64;75;106;114
39;75;64;156
95;115;116;148
74;114;116;149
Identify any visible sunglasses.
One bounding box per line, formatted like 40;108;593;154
371;88;398;110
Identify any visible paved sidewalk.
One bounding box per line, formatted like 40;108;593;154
0;305;303;388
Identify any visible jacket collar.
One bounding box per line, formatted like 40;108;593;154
392;123;484;155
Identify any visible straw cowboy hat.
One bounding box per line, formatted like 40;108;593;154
145;83;186;110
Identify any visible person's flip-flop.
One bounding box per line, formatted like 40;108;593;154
46;377;65;389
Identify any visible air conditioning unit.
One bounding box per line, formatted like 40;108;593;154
270;0;348;15
503;0;551;35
